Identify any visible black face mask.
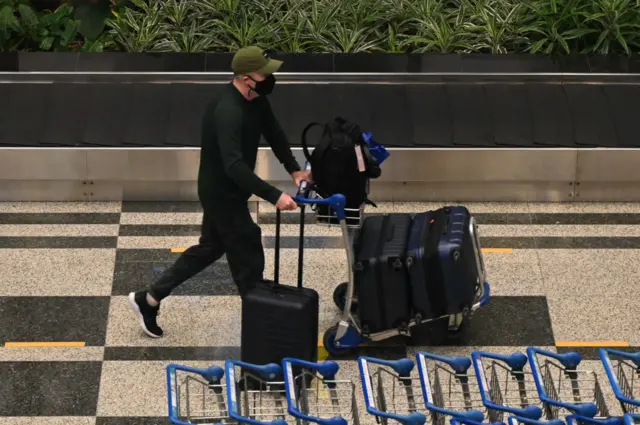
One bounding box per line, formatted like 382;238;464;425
249;74;276;96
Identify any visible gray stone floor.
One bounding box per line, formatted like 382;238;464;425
0;201;639;423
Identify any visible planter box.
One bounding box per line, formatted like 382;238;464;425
0;52;639;73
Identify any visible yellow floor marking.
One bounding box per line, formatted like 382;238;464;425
3;341;86;348
171;248;187;253
482;248;513;253
556;341;629;348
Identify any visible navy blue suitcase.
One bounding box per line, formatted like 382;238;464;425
406;206;485;321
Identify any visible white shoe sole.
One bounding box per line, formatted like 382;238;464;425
128;292;162;338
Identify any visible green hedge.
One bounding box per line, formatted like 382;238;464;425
2;0;640;54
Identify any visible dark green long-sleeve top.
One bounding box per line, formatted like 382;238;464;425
197;83;301;211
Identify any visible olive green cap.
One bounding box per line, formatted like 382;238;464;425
231;46;283;75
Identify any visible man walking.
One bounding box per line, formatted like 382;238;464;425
128;46;311;338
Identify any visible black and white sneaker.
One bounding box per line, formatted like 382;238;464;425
128;292;163;338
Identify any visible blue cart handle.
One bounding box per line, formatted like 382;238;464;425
471;351;529;371
359;356;415;377
600;348;640;368
417;351;472;374
224;360;287;425
507;416;566;425
624;414;640;425
294;193;347;221
282;357;339;380
566;415;624;425
452;418;506;425
526;347;582;370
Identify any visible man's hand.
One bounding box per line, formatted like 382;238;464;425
291;170;312;188
276;192;297;211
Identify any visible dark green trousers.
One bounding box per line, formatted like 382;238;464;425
148;204;263;300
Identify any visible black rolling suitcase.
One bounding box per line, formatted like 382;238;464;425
406;206;485;321
354;213;412;336
241;207;319;368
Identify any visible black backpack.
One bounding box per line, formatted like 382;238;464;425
301;117;381;222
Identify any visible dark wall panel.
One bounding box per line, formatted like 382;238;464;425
564;85;617;147
448;85;494;146
528;84;574;147
486;84;533;147
407;85;453;147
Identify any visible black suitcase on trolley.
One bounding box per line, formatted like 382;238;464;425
406;206;485;320
354;213;412;336
241;207;319;368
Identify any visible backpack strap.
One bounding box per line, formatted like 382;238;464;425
300;122;323;162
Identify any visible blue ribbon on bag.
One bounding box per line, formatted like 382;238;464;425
362;132;390;165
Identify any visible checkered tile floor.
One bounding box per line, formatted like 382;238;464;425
0;200;639;424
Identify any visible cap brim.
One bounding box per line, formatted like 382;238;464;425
258;58;283;75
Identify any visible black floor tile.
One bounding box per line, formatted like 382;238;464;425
119;224;201;236
0;213;119;225
116;248;180;263
530;213;640;225
325;345;408;361
443;296;553;346
534;237;640;249
0;361;102;416
121;201;204;213
112;260;237;296
104;346;241;361
0;296;110;346
0;237;117;248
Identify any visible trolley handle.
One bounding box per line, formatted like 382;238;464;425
294;193;347;221
527;347;582;370
282;357;339;380
452;418;506;425
506;416;565;425
526;348;598;419
599;348;640;408
624;414;640;425
471;351;529;371
566;415;625;425
224;360;287;425
417;351;472;373
167;363;225;383
358;357;426;425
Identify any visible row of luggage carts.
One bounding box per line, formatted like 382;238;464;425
167;347;640;425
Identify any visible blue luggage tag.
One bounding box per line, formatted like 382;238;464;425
362;132;390;165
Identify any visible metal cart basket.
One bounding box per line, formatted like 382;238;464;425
282;357;359;425
358;356;429;425
472;351;547;422
527;348;609;421
600;349;640;416
416;351;486;425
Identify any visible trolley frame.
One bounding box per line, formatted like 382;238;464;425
358;356;429;425
416;351;486;424
599;349;640;416
472;351;545;422
295;183;492;356
282;357;359;425
527;347;609;420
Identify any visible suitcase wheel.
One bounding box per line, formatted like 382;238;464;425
332;282;358;313
322;325;355;356
451;249;461;261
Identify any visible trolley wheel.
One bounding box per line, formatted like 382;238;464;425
322;325;355;356
332;282;357;312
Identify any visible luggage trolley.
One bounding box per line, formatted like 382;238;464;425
282;357;359;425
526;348;610;421
294;186;492;356
415;351;486;425
167;363;234;425
471;351;547;422
599;349;640;416
503;414;624;425
624;414;640;425
358;356;430;425
224;360;293;425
